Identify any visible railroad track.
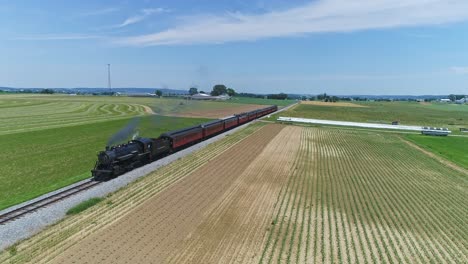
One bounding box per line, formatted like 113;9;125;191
0;180;100;225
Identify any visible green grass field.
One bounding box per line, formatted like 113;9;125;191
0;94;263;134
0;115;210;210
272;101;468;134
228;97;296;106
405;134;468;169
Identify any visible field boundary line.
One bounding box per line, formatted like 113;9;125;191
399;136;468;175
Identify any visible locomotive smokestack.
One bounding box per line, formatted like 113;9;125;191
106;146;110;151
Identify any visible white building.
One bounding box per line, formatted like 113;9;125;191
190;93;231;100
440;99;451;103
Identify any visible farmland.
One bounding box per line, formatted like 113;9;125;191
2;123;466;263
272;101;468;134
0;94;276;135
0;93;282;210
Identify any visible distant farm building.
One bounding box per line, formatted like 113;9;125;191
440;99;451;103
190;93;231;101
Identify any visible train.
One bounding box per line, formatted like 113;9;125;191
92;105;278;181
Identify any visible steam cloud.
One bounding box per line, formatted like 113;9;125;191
107;117;141;146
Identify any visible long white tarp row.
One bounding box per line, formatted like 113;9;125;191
278;117;424;131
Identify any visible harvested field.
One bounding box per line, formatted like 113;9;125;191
173;104;266;118
300;101;367;108
2;125;467;263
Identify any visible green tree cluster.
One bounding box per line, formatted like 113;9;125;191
189;87;198;95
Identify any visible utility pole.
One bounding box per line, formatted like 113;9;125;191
107;64;112;94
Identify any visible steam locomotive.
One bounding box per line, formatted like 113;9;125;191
92;105;278;181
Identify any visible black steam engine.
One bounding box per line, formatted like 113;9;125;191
92;105;277;181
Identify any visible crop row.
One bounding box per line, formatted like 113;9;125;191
259;127;467;263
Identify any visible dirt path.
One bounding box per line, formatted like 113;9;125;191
48;124;287;264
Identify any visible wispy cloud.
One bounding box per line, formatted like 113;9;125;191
12;34;104;41
117;0;468;46
451;66;468;74
80;7;119;17
117;8;169;28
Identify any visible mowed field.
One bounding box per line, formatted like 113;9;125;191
3;123;466;263
0;94;277;210
0;94;274;131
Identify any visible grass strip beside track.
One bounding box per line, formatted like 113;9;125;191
66;198;104;215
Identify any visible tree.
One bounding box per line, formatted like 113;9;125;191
155;90;162;97
267;93;288;100
199;90;206;94
40;89;54;94
317;93;327;101
211;84;227;96
226;88;236;96
189;87;198;95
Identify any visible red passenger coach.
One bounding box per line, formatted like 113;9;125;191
223;116;239;130
238;114;249;124
248;111;257;121
160;126;203;149
202;120;225;137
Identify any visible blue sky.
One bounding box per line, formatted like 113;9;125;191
1;0;468;95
